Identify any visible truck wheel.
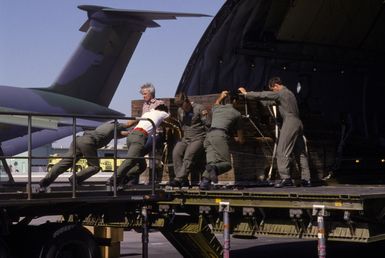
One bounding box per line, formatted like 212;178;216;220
0;238;11;258
38;224;101;258
6;223;101;258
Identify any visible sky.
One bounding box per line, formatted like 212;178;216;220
0;0;224;116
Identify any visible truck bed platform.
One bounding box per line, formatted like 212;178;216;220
2;184;385;243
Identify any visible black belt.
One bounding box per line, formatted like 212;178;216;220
209;127;228;134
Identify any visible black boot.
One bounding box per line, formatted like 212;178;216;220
68;176;81;187
301;179;323;187
124;176;139;186
106;175;125;187
199;177;211;190
168;179;190;188
206;164;218;183
274;178;294;188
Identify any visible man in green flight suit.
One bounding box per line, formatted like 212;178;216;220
39;121;128;191
169;92;211;187
239;77;313;188
199;90;245;190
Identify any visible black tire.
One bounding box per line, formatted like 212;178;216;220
6;223;101;258
38;224;101;258
0;237;11;258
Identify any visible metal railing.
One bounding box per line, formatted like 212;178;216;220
0;111;158;199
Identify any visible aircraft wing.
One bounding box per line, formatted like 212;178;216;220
0;112;61;130
1;126;80;157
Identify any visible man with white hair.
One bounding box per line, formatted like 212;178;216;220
140;83;164;114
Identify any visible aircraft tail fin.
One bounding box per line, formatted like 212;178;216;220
43;5;208;107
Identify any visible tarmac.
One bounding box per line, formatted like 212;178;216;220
121;230;385;258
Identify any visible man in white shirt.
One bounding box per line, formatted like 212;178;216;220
107;104;171;189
